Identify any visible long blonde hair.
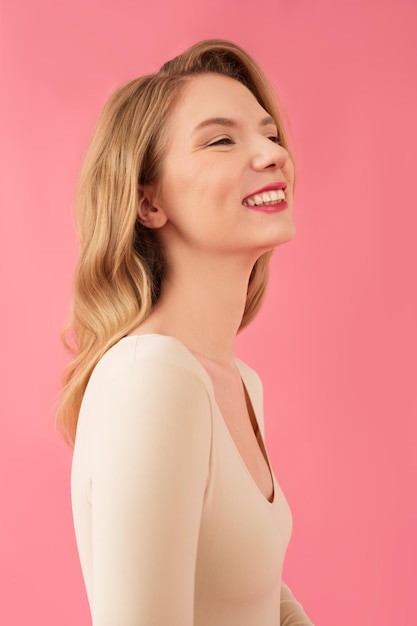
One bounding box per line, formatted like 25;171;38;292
57;39;294;444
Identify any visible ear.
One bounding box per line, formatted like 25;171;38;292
137;185;168;229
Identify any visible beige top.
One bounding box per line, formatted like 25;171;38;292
71;334;314;625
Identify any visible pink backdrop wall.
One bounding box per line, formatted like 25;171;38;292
1;1;416;624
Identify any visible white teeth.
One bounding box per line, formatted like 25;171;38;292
243;188;286;207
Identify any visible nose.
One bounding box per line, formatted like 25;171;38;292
251;137;289;171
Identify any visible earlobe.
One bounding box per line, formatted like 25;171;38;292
137;186;168;229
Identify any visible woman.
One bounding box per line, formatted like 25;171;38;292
58;39;314;625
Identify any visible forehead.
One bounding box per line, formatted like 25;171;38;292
169;73;271;134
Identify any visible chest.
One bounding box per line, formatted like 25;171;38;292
199;361;274;503
193;390;293;625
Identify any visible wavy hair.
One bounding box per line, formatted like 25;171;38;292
57;39;295;444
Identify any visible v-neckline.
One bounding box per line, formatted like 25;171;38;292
124;333;276;505
227;365;276;505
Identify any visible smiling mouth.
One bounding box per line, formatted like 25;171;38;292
243;189;286;207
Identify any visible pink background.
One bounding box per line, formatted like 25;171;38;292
1;1;416;624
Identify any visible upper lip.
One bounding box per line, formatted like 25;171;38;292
242;182;287;202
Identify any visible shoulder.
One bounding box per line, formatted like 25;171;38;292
73;335;213;510
89;334;213;391
76;334;214;449
78;334;214;429
235;356;265;433
234;356;263;395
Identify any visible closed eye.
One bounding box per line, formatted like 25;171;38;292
207;137;234;147
268;135;281;144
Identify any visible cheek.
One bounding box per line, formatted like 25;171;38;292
161;163;233;215
155;169;206;234
283;159;295;188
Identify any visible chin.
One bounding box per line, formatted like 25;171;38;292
260;221;296;251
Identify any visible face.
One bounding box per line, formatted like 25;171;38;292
144;73;295;262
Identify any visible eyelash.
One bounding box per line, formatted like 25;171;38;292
207;135;281;147
207;137;234;146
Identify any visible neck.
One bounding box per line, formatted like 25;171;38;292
142;251;258;365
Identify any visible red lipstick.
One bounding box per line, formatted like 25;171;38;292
246;201;288;213
242;182;287;203
242;182;288;213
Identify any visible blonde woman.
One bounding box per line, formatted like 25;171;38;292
59;39;314;625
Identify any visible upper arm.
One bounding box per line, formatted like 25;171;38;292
87;359;212;625
280;580;315;626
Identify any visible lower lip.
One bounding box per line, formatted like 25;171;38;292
245;200;288;213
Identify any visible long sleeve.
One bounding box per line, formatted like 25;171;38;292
72;336;316;625
280;580;315;626
73;354;212;626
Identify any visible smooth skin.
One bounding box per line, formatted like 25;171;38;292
130;72;295;501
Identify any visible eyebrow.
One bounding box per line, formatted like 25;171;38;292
192;115;276;133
